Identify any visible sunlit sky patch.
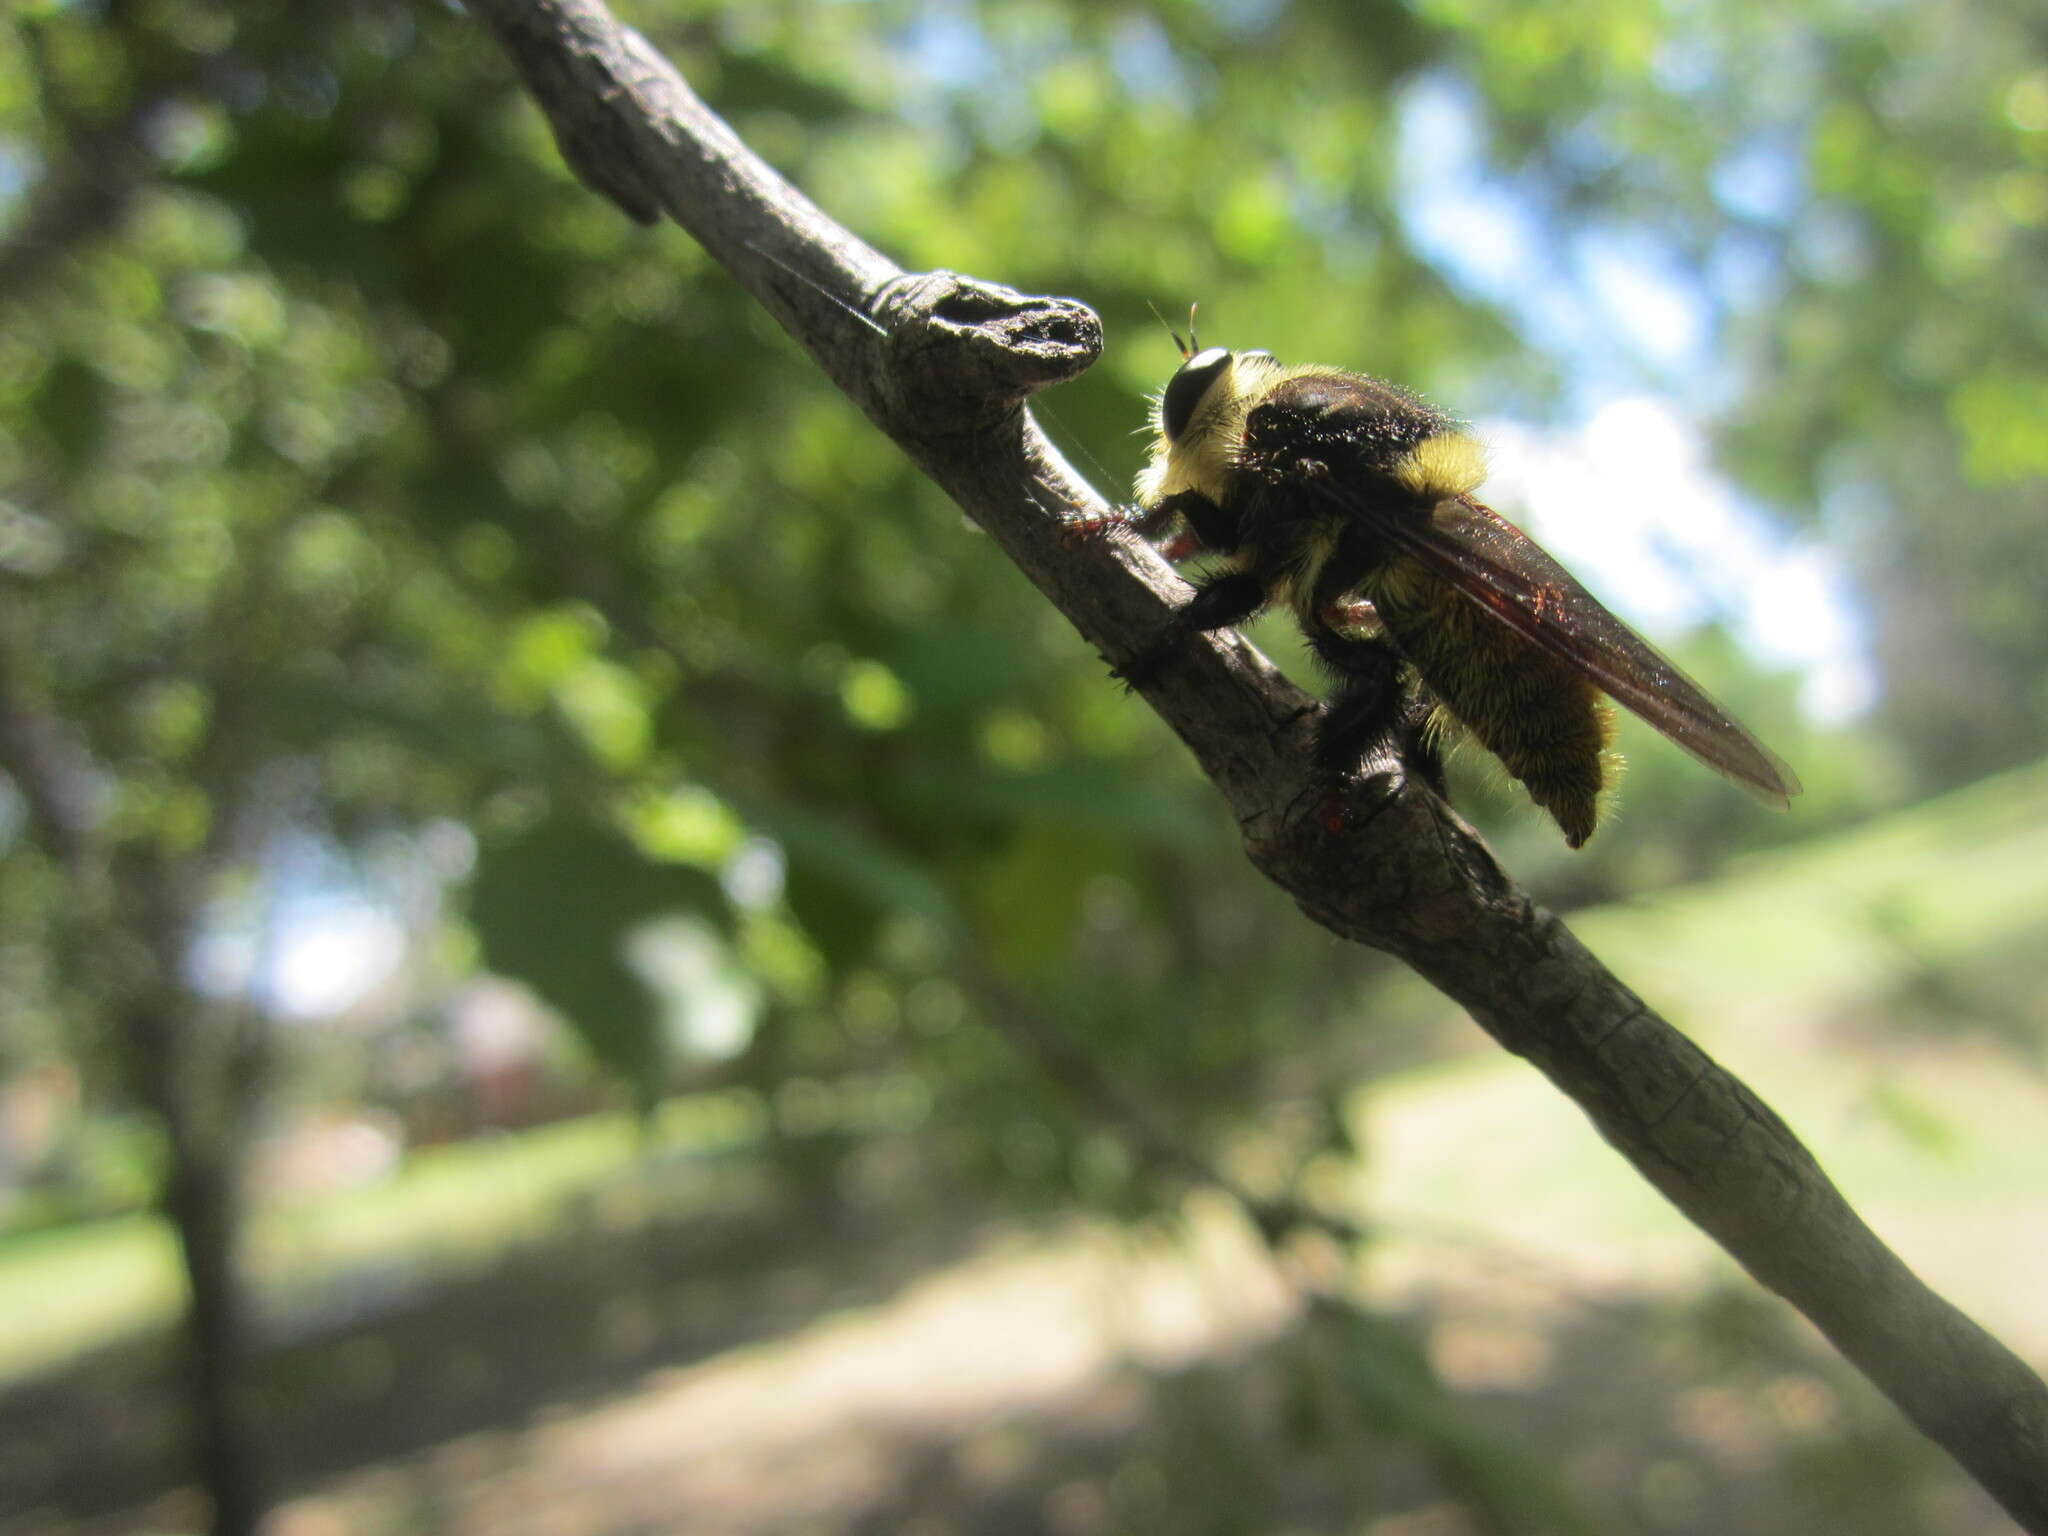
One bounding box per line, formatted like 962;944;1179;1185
1395;73;1875;723
1481;403;1876;723
262;896;408;1019
191;884;407;1021
1711;134;1808;225
190;833;418;1022
626;915;762;1061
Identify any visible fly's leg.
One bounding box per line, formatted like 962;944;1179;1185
1306;626;1445;829
1116;571;1268;688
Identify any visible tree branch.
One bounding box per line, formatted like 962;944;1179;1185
459;0;2048;1524
967;959;1371;1251
0;587;101;885
0;7;161;311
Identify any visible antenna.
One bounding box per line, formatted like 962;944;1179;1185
1147;300;1195;361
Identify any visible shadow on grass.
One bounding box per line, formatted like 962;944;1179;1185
0;1155;988;1527
0;1141;2015;1536
808;1287;1997;1536
145;1275;2006;1536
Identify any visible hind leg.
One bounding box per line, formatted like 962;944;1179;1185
1307;626;1446;811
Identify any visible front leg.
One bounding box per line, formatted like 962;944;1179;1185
1065;487;1233;563
1061;499;1180;547
1117;569;1269;687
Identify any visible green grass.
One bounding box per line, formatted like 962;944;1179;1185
247;1111;648;1283
1581;760;2048;1002
0;1115;650;1379
8;760;2048;1382
0;1214;184;1379
0;1093;768;1381
1356;758;2048;1351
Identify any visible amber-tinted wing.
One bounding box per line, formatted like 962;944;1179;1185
1361;492;1800;807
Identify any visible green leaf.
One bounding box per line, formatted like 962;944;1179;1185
468;812;729;1108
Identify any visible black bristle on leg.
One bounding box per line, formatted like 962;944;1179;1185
1396;686;1447;797
1307;627;1404;773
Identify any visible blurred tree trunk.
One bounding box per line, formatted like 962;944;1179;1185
129;991;269;1536
0;609;272;1535
117;850;274;1536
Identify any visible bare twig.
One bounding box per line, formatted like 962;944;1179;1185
459;0;2048;1524
0;122;152;307
968;963;1370;1250
0;7;160;309
0;588;100;883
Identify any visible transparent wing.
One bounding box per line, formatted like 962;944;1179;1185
1355;490;1800;807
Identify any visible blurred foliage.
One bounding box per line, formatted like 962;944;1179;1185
0;0;2044;1527
1;0;1527;1168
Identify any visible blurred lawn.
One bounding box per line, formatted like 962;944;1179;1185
7;759;2048;1380
0;1096;765;1379
1359;758;2048;1353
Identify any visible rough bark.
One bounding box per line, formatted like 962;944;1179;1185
460;0;2048;1526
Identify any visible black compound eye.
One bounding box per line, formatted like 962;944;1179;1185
1161;346;1234;443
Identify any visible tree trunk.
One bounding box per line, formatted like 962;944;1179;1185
155;1109;267;1536
122;919;272;1536
1;579;273;1534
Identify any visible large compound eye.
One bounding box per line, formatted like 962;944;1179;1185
1161;346;1234;443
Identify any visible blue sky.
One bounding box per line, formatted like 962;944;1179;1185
1395;74;1875;723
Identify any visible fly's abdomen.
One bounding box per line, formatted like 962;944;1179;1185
1372;566;1615;847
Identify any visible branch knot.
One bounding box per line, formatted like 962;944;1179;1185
873;271;1101;433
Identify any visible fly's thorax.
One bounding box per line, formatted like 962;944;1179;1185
1136;350;1289;509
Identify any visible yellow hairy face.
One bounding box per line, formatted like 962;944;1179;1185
1135;352;1286;509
